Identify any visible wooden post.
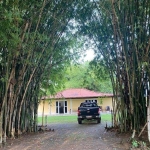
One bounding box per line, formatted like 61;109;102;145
42;100;45;126
111;96;114;127
111;109;113;127
45;115;47;127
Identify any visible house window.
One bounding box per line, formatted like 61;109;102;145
56;101;67;114
56;101;58;113
65;101;67;113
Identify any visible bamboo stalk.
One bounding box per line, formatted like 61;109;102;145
138;122;147;137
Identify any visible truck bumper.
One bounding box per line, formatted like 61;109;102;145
78;115;100;119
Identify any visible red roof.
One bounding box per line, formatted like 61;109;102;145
42;88;113;99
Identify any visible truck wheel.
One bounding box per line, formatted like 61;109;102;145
97;118;101;124
78;119;82;124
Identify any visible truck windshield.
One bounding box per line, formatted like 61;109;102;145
80;103;98;107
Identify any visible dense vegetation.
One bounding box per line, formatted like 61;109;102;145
0;0;83;142
74;0;150;139
63;62;113;93
0;0;150;143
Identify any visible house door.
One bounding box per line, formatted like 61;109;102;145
56;101;67;114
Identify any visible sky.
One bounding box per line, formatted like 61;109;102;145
84;49;95;61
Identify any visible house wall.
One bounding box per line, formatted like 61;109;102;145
51;100;56;114
38;97;113;116
38;100;50;116
71;99;84;112
98;97;113;111
70;97;113;112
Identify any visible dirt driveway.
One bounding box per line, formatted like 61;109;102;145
1;121;131;150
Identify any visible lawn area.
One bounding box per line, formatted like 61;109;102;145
38;113;111;124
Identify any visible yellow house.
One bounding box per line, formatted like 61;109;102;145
38;88;114;116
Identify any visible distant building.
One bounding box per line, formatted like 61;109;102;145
38;88;113;115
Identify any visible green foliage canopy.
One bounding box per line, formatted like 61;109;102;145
64;62;113;93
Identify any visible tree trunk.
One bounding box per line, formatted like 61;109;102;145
0;115;2;144
148;94;150;141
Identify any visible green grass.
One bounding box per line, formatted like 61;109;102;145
38;113;111;124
